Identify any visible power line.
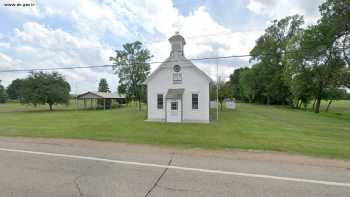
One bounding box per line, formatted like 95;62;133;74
0;65;113;73
0;54;260;73
0;47;348;73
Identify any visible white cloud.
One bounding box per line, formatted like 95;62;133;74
2;22;118;93
0;42;10;49
0;52;28;87
70;0;129;39
0;52;16;68
35;1;261;80
11;0;130;40
246;0;324;24
1;0;266;89
147;6;262;79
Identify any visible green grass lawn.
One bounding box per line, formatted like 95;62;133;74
0;100;350;159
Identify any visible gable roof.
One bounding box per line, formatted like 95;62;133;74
144;56;213;84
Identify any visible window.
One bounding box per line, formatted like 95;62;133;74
171;101;178;110
173;65;181;72
192;94;199;109
157;94;163;109
173;73;182;84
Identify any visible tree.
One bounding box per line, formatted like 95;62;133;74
222;0;349;112
303;0;350;113
228;67;249;100
213;78;233;111
239;68;260;103
6;79;24;100
280;0;349;113
21;72;71;111
301;25;346;113
110;41;151;111
0;81;7;103
98;78;110;93
319;0;350;66
283;31;314;109
345;70;350;88
249;15;304;105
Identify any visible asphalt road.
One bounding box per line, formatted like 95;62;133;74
0;137;349;197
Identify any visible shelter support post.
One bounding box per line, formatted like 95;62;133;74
75;97;78;111
104;99;106;110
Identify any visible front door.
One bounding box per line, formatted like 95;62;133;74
166;99;182;122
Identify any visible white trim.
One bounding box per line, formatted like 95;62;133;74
156;93;164;110
144;57;212;84
191;92;200;110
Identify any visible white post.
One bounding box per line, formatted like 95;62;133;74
216;60;219;121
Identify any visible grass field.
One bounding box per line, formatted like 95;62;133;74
0;100;350;159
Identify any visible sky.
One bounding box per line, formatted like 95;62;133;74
0;0;325;94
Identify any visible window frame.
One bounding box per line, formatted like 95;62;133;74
192;93;199;110
157;94;163;110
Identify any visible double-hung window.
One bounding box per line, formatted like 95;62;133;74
157;94;163;109
192;94;199;109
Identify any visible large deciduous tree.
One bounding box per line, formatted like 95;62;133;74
228;67;249;100
319;0;350;66
21;72;71;111
110;41;151;111
6;79;24;100
238;67;260;103
345;70;350;88
0;81;7;103
283;29;314;109
249;15;304;105
299;0;349;113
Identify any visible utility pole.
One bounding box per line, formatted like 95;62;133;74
216;60;219;121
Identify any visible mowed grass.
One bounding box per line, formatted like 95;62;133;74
0;100;350;159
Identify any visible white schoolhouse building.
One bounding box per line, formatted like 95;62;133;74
144;32;212;123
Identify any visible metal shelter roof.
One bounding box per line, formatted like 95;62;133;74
77;91;125;99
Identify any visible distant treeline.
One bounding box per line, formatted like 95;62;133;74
224;0;349;113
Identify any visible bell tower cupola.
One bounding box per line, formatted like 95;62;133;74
168;31;186;57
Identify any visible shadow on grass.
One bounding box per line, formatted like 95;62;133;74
0;106;126;114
